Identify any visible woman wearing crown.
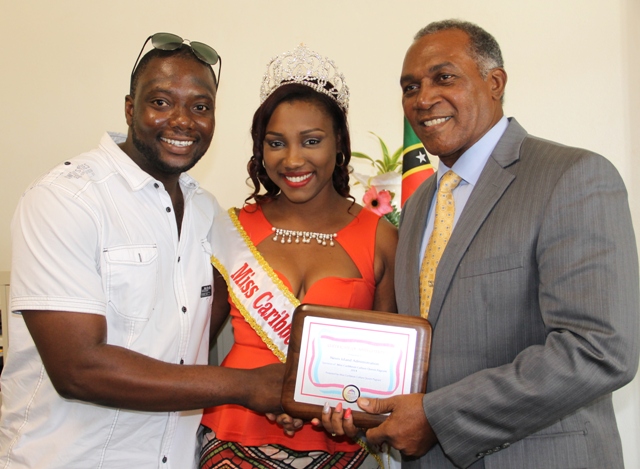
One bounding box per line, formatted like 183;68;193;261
200;45;397;469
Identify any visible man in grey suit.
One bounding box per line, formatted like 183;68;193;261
340;19;639;468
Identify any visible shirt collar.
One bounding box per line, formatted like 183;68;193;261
100;132;200;193
438;116;509;185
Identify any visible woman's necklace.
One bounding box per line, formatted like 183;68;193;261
271;226;337;247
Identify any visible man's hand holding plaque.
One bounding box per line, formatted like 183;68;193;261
318;394;438;457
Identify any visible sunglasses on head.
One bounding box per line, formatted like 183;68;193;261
131;32;222;87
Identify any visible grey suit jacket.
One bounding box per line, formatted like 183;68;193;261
397;119;639;469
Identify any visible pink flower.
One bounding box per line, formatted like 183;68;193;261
363;186;393;216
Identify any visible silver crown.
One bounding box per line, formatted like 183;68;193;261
259;44;350;112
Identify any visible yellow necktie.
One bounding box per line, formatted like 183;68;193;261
419;170;462;319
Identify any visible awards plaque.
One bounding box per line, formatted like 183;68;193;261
282;304;432;428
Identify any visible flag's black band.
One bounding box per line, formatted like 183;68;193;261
402;147;431;173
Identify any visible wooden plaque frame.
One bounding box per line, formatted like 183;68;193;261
282;304;432;428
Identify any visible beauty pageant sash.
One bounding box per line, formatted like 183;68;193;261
210;208;299;363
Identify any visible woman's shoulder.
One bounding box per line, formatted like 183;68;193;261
344;203;397;247
237;203;271;232
238;203;263;217
349;203;385;228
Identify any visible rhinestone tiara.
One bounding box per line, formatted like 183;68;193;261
259;44;350;112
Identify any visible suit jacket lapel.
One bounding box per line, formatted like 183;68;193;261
397;175;437;318
426;118;527;327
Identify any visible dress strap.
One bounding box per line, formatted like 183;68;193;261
237;205;273;244
335;208;380;287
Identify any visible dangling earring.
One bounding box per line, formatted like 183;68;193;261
336;152;345;167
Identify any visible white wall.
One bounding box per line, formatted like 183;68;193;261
1;0;638;465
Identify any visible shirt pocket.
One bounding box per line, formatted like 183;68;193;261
484;429;588;469
104;244;158;320
459;251;524;278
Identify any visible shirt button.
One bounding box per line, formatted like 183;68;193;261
162;456;167;463
177;257;181;262
166;207;171;213
64;161;71;165
180;359;184;364
182;306;187;313
154;183;159;188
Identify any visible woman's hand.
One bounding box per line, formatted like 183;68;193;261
266;412;304;436
311;402;361;439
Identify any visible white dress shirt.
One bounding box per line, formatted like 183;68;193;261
1;132;220;469
420;117;509;265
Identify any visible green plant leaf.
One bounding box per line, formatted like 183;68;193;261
390;146;403;169
351;151;376;165
383;206;400;227
354;135;403;174
372;132;391;158
370;132;391;163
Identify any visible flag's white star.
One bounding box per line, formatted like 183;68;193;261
416;151;427;163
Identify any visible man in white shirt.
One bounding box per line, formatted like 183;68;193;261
0;35;284;469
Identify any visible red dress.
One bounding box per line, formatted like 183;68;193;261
201;204;380;453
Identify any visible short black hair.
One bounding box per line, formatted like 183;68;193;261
415;19;504;78
129;45;217;97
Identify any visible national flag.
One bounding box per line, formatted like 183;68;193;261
401;117;434;207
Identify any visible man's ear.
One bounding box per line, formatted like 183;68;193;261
124;95;134;127
488;68;507;102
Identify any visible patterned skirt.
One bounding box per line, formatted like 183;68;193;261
199;433;370;469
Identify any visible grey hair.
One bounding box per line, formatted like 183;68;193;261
414;19;504;79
